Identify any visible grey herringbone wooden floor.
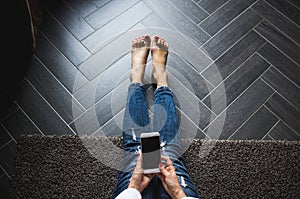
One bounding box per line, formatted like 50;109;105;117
1;0;300;196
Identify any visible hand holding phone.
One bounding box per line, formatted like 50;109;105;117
128;153;154;193
140;132;161;174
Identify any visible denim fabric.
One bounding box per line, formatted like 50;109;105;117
112;83;200;199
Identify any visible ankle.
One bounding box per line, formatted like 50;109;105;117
152;70;168;87
130;65;146;83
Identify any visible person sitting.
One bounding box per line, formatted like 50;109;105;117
112;35;200;199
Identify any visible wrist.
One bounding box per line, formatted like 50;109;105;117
128;183;142;193
172;187;186;199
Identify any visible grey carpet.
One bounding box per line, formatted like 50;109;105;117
9;135;300;198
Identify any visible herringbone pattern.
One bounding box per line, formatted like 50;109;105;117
1;0;300;196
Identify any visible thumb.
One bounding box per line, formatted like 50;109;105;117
136;152;143;169
159;162;168;176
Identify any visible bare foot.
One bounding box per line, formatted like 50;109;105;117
130;35;151;83
151;35;169;87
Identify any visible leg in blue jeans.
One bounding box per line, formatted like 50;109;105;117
112;82;151;198
152;86;200;198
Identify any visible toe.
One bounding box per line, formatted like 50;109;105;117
158;38;163;46
141;39;145;47
135;39;139;48
145;34;151;41
132;39;137;48
153;35;159;44
137;38;141;48
139;38;144;48
145;35;151;45
164;40;168;47
165;43;169;50
142;36;147;45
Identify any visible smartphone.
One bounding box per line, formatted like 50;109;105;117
140;132;161;174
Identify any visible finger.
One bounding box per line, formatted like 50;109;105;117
159;162;169;176
161;156;173;166
145;173;154;178
136;153;143;169
155;173;164;182
166;165;176;173
165;165;172;171
145;174;154;182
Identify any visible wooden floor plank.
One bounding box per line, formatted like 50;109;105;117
143;0;210;47
82;2;152;53
0;141;17;177
85;0;140;29
268;121;300;141
205;79;273;139
167;53;213;101
0;168;10;198
71;79;129;135
0;125;12;148
26;56;85;123
202;31;265;86
258;43;300;87
66;0;97;18
262;67;300;110
230;106;278;140
91;0;112;8
198;0;230;14
40;13;91;66
255;20;300;65
203;53;269;115
79;23;148;80
2;109;42;141
46;0;94;41
201;9;262;60
74;53;130;109
200;0;256;36
252;0;300;45
288;0;300;10
265;0;300;26
141;14;212;73
167;0;208;24
34;33;89;93
14;80;75;135
265;93;300;133
168;73;215;130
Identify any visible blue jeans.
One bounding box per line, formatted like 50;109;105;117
112;83;200;199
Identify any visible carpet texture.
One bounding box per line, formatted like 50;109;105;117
10;135;300;198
